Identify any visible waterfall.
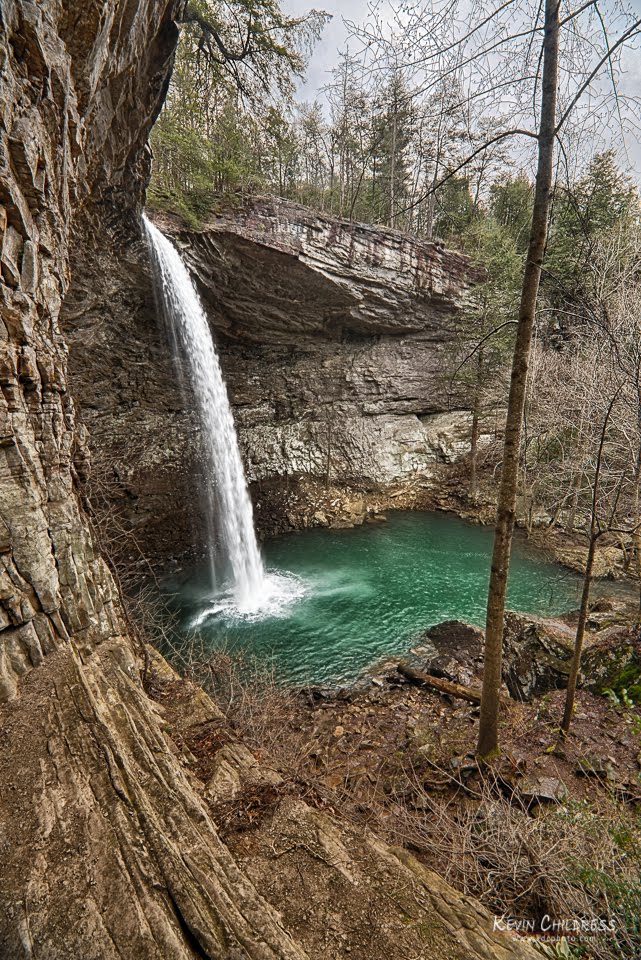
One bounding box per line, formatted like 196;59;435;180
143;214;265;609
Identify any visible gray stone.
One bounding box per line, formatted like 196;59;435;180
519;776;568;803
63;198;479;563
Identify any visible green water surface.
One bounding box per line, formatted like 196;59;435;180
162;511;590;686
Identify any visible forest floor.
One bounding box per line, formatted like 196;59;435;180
148;626;641;960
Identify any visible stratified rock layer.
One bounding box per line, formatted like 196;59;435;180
63;199;482;561
0;3;307;957
183;199;478;484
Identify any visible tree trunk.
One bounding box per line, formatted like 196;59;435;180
470;348;483;501
560;534;597;733
390;114;397;228
567;473;581;531
477;0;560;758
545;499;563;536
561;390;617;734
634;433;641;612
397;664;483;704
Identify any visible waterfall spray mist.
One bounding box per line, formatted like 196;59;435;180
143;214;265;608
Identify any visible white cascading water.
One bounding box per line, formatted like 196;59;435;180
143;214;266;611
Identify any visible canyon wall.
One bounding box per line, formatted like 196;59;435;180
63;198;481;561
0;4;314;957
0;4;537;958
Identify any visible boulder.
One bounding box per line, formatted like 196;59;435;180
581;624;641;700
412;614;641;703
413;620;485;687
519;775;568;804
502;612;576;700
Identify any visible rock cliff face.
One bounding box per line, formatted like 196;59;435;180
0;4;538;958
63;198;480;562
183;199;477;484
0;0;177;702
0;3;322;957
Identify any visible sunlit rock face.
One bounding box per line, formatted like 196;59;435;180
64;197;478;560
176;198;478;484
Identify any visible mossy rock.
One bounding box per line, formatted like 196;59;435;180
582;626;641;702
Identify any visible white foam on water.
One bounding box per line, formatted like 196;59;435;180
191;571;308;627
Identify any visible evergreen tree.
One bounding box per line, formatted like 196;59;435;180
546;150;640;297
370;74;416;228
489;175;533;252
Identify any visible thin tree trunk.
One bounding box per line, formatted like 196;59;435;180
545;499;563;535
390;115;397;227
567;473;581;531
561;390;617;734
634;476;641;612
477;0;560;758
470;348;483;501
560;534;597;734
634;408;641;611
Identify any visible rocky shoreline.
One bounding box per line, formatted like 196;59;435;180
250;467;638;588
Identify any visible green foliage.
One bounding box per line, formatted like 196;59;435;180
181;0;330;100
605;671;641;710
457;213;523;354
546;150;640;297
489;174;533;251
442;212;522;450
369;74;416;227
433;176;477;241
148;0;328;221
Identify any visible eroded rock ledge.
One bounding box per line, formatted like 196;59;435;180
63;198;482;563
179;198;479;486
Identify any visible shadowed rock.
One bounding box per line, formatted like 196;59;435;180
62;199;481;563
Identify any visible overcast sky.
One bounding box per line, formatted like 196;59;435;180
285;0;373;97
283;0;641;177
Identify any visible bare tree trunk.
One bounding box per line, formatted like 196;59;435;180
561;390;617;734
561;534;597;734
567;473;581;531
425;163;438;240
634;479;641;612
477;0;560;758
390;115;397;228
470;348;483;501
634;414;641;611
545;499;563;535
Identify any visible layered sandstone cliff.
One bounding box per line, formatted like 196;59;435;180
0;3;536;958
63;198;482;561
